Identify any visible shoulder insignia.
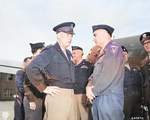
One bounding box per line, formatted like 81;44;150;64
111;45;118;54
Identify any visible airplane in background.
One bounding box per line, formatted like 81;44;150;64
113;35;147;69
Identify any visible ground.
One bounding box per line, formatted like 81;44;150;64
0;101;14;120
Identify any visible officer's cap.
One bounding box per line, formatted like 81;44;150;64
72;46;83;51
139;32;150;43
92;24;114;37
29;42;45;49
53;22;75;34
121;46;128;53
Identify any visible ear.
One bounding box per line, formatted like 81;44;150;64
82;52;84;56
57;32;61;40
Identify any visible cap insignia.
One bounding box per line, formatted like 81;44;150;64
143;34;146;38
71;24;73;28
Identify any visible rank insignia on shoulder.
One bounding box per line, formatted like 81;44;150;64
111;45;118;54
81;65;88;69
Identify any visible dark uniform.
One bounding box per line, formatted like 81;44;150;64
140;32;150;119
74;59;93;120
74;59;93;94
14;69;25;120
23;42;45;120
26;22;78;120
121;46;142;120
141;56;150;116
124;65;142;120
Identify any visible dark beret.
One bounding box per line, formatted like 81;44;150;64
92;24;114;37
72;46;83;51
29;42;45;49
53;22;75;34
139;32;150;43
121;46;128;53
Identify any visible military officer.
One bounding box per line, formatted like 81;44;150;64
14;57;31;120
86;45;101;65
140;32;150;117
24;42;45;120
86;24;125;120
26;22;78;120
72;46;93;120
121;46;142;120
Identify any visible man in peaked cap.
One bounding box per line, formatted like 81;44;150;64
140;32;150;118
24;42;45;120
86;24;126;120
30;42;45;49
26;22;78;120
121;46;142;120
29;42;45;58
72;46;93;120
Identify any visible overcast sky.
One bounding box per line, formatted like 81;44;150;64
0;0;150;62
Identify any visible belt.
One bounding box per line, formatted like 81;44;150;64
124;87;139;93
48;81;75;89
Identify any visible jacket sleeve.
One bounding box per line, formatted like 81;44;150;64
24;85;35;102
26;48;52;92
88;63;94;78
15;70;25;94
92;48;125;96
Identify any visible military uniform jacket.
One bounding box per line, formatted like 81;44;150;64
92;40;125;96
24;74;45;102
140;55;150;105
15;69;25;96
26;42;75;92
74;60;93;94
124;64;141;94
141;55;150;85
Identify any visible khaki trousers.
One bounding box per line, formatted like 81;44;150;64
44;88;78;120
75;94;92;120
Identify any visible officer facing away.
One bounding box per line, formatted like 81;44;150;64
86;24;125;120
26;22;78;120
121;46;142;120
86;45;101;65
140;32;150;117
72;46;93;120
14;57;31;120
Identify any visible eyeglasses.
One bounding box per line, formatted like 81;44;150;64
143;41;150;46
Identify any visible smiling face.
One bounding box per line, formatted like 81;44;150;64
143;39;150;53
57;32;73;48
72;49;83;61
